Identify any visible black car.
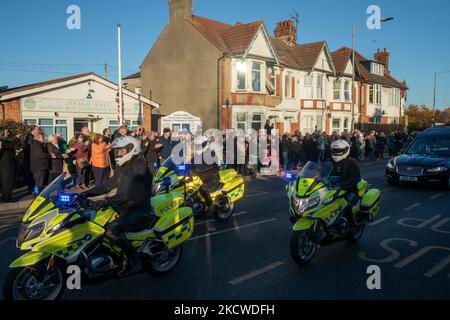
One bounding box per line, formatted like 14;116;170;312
385;125;450;188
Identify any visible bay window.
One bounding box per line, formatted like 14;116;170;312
236;61;246;91
344;81;350;101
333;80;341;100
369;84;382;104
304;75;313;98
251;62;261;92
316;75;323;99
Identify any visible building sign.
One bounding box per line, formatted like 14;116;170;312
161;111;202;134
21;98;140;114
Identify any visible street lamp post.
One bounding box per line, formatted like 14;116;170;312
432;70;450;126
351;17;394;132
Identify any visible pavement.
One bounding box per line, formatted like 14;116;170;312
0;159;449;300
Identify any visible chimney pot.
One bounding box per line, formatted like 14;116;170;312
274;19;297;45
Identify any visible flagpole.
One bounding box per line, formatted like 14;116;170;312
117;23;123;126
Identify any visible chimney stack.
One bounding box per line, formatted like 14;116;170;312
169;0;193;23
274;20;297;45
374;48;390;71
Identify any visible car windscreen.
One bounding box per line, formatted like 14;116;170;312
407;135;450;156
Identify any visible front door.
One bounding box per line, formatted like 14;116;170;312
74;119;92;134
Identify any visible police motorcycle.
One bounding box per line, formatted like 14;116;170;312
153;157;245;221
3;173;194;300
286;161;381;265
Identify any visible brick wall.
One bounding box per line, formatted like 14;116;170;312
143;103;152;131
1;99;21;121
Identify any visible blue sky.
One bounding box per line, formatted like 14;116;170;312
0;0;449;108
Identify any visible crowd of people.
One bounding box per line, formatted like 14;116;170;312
0;121;418;203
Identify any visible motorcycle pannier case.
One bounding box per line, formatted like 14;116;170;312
154;207;194;249
359;189;381;221
222;176;245;203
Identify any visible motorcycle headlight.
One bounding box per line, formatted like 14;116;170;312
16;222;45;247
291;196;308;215
307;196;320;209
426;167;447;173
47;222;62;234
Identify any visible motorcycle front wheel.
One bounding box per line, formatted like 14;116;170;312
290;230;317;265
141;245;183;276
3;265;65;300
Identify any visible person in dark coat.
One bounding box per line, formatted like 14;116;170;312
158;128;173;162
23;125;40;193
30;133;49;193
0;130;17;202
47;135;64;183
143;132;163;176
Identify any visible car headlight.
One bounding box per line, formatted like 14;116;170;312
426;167;447;173
386;161;395;169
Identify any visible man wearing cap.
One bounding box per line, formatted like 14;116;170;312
158;128;173;162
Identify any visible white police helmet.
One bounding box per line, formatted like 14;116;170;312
111;135;141;166
330;139;350;162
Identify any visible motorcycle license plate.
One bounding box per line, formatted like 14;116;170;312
399;176;418;182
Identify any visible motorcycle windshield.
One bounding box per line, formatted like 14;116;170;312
156;156;178;181
39;173;75;203
298;161;333;184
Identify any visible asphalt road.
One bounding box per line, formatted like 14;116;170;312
0;159;449;300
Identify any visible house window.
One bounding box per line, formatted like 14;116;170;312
369;84;382;104
251;62;261;92
332;119;341;133
266;64;276;95
333;80;341;100
285;73;292;97
344;81;350;101
369;117;381;124
316;75;323;99
109;120;119;133
304;75;313;98
343;118;350;133
36;118;68;141
251;114;263;130
236;61;246;91
24;119;37;126
236;113;247;130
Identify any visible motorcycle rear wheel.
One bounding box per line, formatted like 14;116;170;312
141;245;183;276
3;265;65;300
346;224;365;243
213;202;235;222
290;230;317;265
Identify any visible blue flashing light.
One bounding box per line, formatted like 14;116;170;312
33;186;39;195
177;164;186;172
286;172;294;180
58;193;72;204
153;162;159;168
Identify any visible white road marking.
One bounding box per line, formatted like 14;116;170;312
229;261;284;285
189;218;276;241
404;203;421;211
245;191;269;198
429;193;443;200
369;216;391;226
195;211;248;226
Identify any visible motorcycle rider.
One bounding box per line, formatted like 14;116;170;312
329;139;361;229
81;135;153;274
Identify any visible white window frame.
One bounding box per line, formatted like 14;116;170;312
236;60;247;91
344;81;350;102
251;62;262;92
316;75;323;99
333;80;341;101
236;112;247;131
304;75;313;99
